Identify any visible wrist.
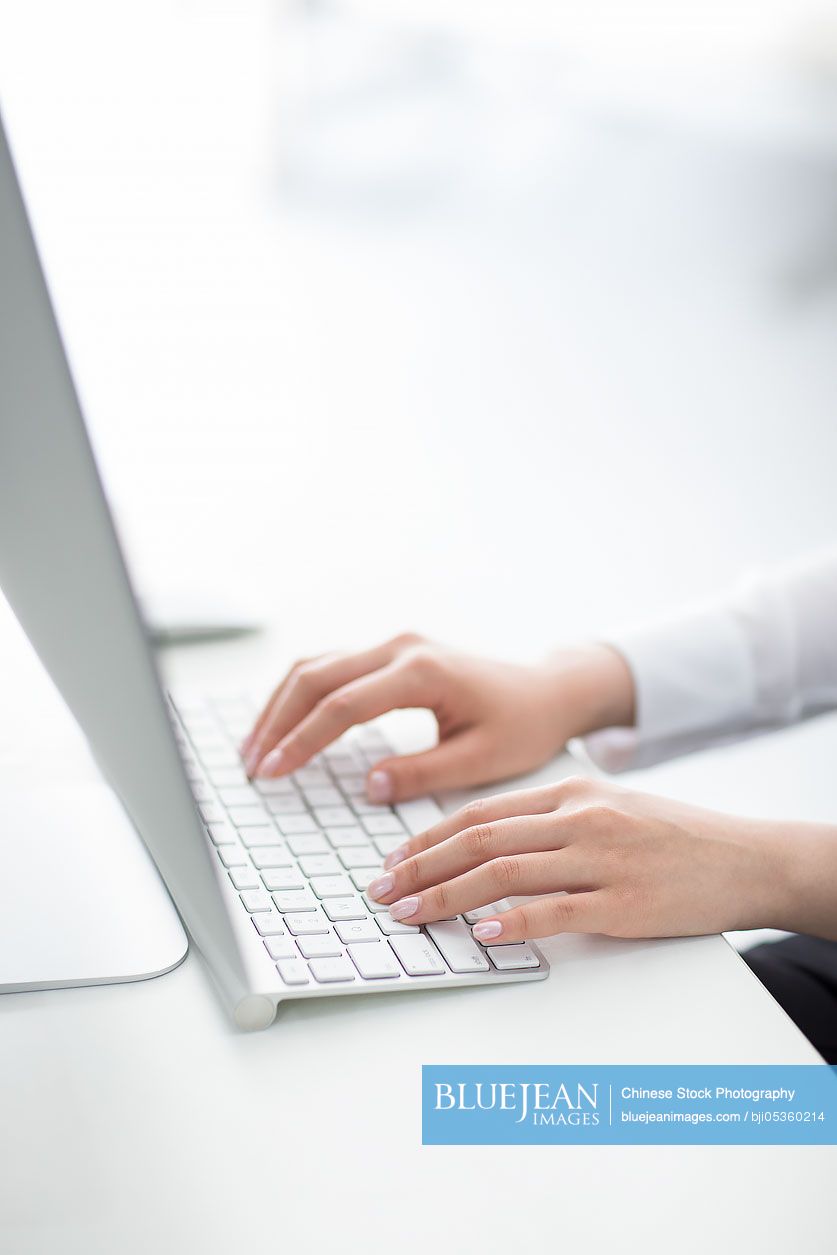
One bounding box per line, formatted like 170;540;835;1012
540;643;636;746
760;820;837;939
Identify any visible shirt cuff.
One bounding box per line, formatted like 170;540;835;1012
576;601;758;772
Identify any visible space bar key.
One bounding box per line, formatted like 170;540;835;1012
426;921;489;972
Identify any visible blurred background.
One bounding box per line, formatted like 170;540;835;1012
2;1;837;881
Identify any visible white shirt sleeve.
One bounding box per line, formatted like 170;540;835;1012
579;548;837;772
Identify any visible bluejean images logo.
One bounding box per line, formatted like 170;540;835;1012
433;1079;600;1127
422;1065;837;1145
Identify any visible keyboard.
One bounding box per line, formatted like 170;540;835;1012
169;694;548;995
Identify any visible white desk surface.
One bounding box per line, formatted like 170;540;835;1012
2;2;837;1249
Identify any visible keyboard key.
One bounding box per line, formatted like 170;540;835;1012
277;959;310;985
207;766;249;787
349;941;401;980
218;786;260;808
250;846;291;869
298;853;341;877
362;814;405;836
331;765;365;784
390;934;446;975
239;890;273;913
350;798;387;815
264;795;307;815
338;847;382;870
375;914;420;935
284;910;329;936
349;869;378;892
363;892;390;913
275;815;319;835
295;767;330;786
226;805;270;827
217;845;248;867
254;778;299;796
310;874;354;899
464;900;510;924
287;833;329;856
240;826;283;848
273;889;317;912
308;957;355;984
335;918;380;944
324;826;368;848
261;868;306;892
207;822;235;846
296;933;343;959
263;936;297;961
302;786;342;807
199;802;224;824
395;798;443;836
198;748;240;768
427;921;490;972
314;806;355;827
486;945;540;970
322;897;367;922
229;867;260;891
325;750;365;772
372;836;405;859
252;912;287;936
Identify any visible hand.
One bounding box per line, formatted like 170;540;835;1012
365;775;800;942
241;633;634;802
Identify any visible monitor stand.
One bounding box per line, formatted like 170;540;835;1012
0;780;188;993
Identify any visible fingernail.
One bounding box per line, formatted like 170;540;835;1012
367;770;392;804
383;843;409;870
473;920;503;941
390;895;420;921
258;746;284;777
243;742;262;776
367;872;395;901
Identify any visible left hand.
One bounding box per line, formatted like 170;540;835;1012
366;775;791;942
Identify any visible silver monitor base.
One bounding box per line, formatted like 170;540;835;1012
0;781;188;993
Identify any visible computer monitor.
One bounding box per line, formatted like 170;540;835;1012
0;105;251;1015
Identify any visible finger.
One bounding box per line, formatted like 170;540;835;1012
470;892;606;943
255;660;426;777
382;783;568;869
365;731;489;806
380;850;590;925
241;655;317;758
247;641;400;775
372;813;570;901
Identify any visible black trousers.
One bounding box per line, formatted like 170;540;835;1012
743;935;837;1063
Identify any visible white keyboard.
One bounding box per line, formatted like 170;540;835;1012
170;695;548;996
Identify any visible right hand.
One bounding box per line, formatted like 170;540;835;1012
241;633;634;804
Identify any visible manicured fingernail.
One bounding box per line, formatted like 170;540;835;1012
390;895;420;921
367;872;395;901
257;746;284;776
473;920;503;941
367;770;392;804
383;843;409;870
243;742;262;775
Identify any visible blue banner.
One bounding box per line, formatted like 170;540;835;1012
422;1065;837;1144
